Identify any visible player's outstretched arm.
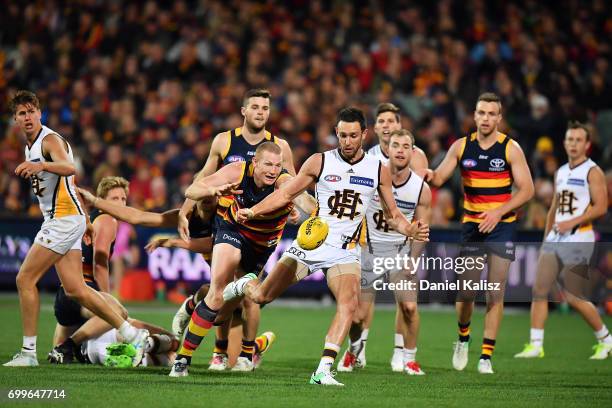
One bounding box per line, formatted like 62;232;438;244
145;236;212;255
238;153;322;222
478;140;534;233
410;146;429;172
555;165;607;234
277;137;297;176
78;187;179;227
184;161;244;201
378;165;429;241
423;138;464;187
275;173;318;215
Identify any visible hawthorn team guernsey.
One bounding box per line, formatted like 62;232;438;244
24;126;83;221
554;158;597;234
459;132;516;224
315;149;381;249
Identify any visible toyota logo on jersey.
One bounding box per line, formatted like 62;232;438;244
490;158;505;168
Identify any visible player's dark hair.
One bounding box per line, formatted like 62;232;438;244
567;120;590;141
243;88;271;107
476;92;502;112
390;129;415;147
9;90;40;115
337;107;367;131
375;102;401;122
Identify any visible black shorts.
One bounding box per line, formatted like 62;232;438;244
54;280;99;327
214;222;274;274
460;222;517;261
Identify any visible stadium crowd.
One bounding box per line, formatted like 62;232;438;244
1;0;611;227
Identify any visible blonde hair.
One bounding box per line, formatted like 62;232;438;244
96;176;129;199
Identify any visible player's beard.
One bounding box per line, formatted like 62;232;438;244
245;118;265;134
478;125;496;138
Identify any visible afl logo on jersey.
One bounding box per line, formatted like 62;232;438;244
462;159;477;168
227;155;245;163
324;174;342;182
490;158;505;168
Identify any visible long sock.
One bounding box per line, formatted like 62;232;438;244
255;334;269;354
316;342;340;373
360;329;369;355
185;296;196;316
458;321;471;342
403;347;417;363
239;340;256;361
594;325;612;344
480;338;496;360
22;336;36;353
213;338;229;354
349;337;362;355
176;301;217;364
394;333;403;351
530;328;544;347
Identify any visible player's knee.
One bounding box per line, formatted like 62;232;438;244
457;290;476;303
339;297;358;317
15;272;35;291
399;302;417;318
63;284;88;302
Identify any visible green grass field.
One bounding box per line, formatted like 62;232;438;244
0;295;610;408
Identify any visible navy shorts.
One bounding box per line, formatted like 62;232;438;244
214;223;275;274
460;222;517;261
54;280;99;327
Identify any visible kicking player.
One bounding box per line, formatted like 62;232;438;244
4;91;147;367
169;142;315;377
224;108;429;386
358;102;430;371
175;88;297;370
423;92;534;373
515;121;611;360
338;129;431;375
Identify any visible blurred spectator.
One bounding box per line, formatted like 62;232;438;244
0;0;610;229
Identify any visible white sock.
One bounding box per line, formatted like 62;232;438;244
530;328;544;347
118;321;138;342
394;333;403;349
317;342;340;373
361;329;369;341
403;347;417;363
22;336;36;353
594;325;612;344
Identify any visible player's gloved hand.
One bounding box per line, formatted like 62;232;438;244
408;220;430;242
177;213;190;241
236;208;255;223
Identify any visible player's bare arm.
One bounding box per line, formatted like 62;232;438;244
478;140;535;233
277;137;297;176
237;153;322;222
276;173;318;215
410;146;429;172
15;134;75;178
409;183;433;261
555;165;607;234
184;161;244;201
543;174;559;237
423;138;464;186
178;131;229;239
378;165;429;241
92;214;117;292
145;236;213;254
78;187;180;228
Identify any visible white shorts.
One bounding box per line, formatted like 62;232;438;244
542;230;595;266
83;329;119;365
361;242;411;289
35;215;85;255
282;240;361;277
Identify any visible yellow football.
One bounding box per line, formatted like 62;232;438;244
296;216;329;250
